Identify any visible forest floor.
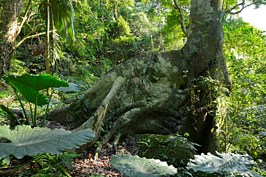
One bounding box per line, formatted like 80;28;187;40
67;135;138;177
1;112;266;176
0;117;139;177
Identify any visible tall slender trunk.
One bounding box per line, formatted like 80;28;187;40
46;0;50;75
0;0;24;88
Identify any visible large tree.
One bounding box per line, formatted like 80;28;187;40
42;0;233;154
0;0;24;88
2;0;264;154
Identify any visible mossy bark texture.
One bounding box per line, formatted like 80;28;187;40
43;0;231;154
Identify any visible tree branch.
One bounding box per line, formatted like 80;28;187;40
16;30;56;48
226;1;253;15
173;0;188;37
229;1;244;11
16;0;33;37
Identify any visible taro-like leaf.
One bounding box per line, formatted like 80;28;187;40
187;151;262;177
2;74;68;91
54;82;80;93
111;154;177;177
0;125;95;159
7;82;48;106
1;74;69;106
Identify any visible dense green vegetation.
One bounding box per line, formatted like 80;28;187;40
0;0;266;176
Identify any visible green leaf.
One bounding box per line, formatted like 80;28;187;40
2;74;68;91
151;75;158;81
1;74;68;106
54;82;80;93
111;154;177;177
0;125;95;159
187;151;262;177
143;68;146;74
39;0;75;41
0;105;20;127
11;83;48;106
143;78;146;85
2;156;11;165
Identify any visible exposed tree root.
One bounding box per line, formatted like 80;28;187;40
72;76;125;135
44;44;230;154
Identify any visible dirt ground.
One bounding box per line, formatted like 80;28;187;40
0;118;139;177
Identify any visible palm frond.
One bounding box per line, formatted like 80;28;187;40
39;0;75;41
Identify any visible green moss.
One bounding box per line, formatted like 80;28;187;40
135;134;197;167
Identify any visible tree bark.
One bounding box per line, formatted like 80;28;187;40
41;0;232;154
181;0;232;153
0;0;24;88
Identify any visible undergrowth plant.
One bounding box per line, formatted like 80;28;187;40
222;18;266;162
0;74;80;127
0;74;95;176
0;74;69;127
110;151;262;177
0;124;94;176
29;152;79;177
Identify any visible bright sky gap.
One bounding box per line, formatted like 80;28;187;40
239;4;266;32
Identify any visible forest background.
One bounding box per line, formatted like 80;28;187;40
0;0;266;176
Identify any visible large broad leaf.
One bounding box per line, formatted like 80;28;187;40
0;125;95;159
54;82;80;93
1;74;68;106
7;82;48;106
2;74;69;91
186;151;262;177
39;0;75;41
110;154;177;177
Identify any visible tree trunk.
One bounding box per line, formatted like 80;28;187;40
0;0;24;87
41;0;231;154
